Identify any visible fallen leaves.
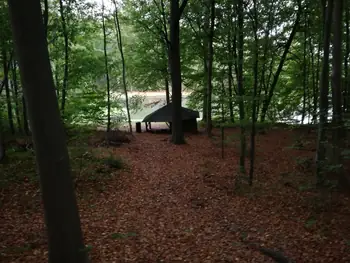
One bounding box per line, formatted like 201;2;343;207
1;127;350;262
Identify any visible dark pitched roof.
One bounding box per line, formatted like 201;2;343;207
142;103;199;122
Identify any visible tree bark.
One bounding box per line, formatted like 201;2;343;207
301;9;308;124
331;0;346;186
160;0;171;104
7;0;89;262
58;0;69;118
0;116;5;162
257;2;274;118
42;0;48;39
2;48;15;134
309;35;318;123
206;0;215;137
170;0;188;144
344;0;350;114
113;0;132;133
316;0;333;185
0;129;4;162
202;33;208;122
227;1;235;123
22;95;30;135
11;60;22;133
260;7;300;122
237;0;246;174
249;0;258;186
102;1;111;132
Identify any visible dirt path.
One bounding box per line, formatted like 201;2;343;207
1;129;350;262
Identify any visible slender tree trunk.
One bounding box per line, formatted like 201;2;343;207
260;8;300;122
257;3;274;118
202;44;208;122
221;78;226;123
227;2;235;123
309;36;318;123
165;73;170;104
0;125;4;162
316;0;333;185
58;0;69;118
249;0;259;186
313;0;327;123
237;0;246;173
55;66;60;98
160;0;171;104
102;1;111;132
302;27;308;124
11;60;22;133
206;0;215;137
170;0;188;144
228;64;234;122
22;95;29;135
331;0;346;185
344;1;350;114
0;115;4;162
2;49;15;134
42;0;48;39
202;6;209;123
7;0;89;262
113;1;132;133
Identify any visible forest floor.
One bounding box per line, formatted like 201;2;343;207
1;126;350;262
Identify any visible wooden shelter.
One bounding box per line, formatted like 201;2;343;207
142;103;199;133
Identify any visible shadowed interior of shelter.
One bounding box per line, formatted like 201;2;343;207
142;103;199;133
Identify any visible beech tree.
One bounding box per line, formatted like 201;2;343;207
7;0;89;262
170;0;189;144
316;0;333;184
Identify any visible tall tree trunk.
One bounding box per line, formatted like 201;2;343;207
2;49;15;134
301;22;308;124
227;2;235;123
42;0;48;39
331;0;346;185
206;0;215;137
170;0;188;144
102;1;111;132
237;0;246;173
11;60;22;133
202;41;208;122
344;0;350;114
7;0;89;262
227;65;234;122
55;66;60;98
313;0;327;123
0;124;4;162
113;1;132;133
309;36;318;123
165;74;170;104
316;0;333;185
202;4;209;122
249;0;259;186
22;95;30;135
260;8;300;122
160;0;171;104
257;2;274;118
58;0;69;118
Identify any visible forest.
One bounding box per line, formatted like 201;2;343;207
0;0;350;262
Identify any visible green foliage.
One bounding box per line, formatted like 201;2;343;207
0;0;335;131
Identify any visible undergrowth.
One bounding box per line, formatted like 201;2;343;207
0;127;126;191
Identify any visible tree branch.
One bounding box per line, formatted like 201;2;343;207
179;0;189;18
